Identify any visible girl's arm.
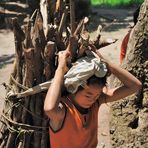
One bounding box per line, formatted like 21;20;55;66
44;51;70;119
96;51;142;103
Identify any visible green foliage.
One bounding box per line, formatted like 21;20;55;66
91;0;143;6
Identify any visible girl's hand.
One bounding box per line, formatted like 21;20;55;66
57;50;71;73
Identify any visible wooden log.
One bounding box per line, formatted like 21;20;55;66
23;131;32;148
81;17;89;33
41;118;49;148
66;35;78;62
21;21;33;126
58;6;69;39
5;131;17;148
47;0;56;24
74;19;84;36
40;0;48;36
8;81;52;99
44;41;56;80
22;18;34;125
9;59;17;86
17;137;25;148
10;18;25;129
0;127;9;148
24;21;32;49
54;0;65;25
30;10;46;148
93;25;117;49
56;0;62;12
0;98;13;147
70;0;76;34
12;18;25;92
22;48;34;125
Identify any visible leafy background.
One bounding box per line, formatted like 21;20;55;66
91;0;143;6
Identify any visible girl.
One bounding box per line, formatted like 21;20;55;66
44;50;141;148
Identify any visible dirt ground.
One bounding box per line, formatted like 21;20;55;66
0;6;137;148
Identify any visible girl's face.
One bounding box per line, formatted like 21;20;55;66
74;84;103;108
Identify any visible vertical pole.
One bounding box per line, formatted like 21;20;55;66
70;0;75;35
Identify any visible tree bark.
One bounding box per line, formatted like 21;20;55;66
110;1;148;147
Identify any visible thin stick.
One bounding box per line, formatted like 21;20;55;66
70;0;75;34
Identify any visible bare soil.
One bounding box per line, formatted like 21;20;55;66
0;5;137;148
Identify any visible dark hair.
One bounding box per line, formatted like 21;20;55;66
76;75;107;93
87;75;107;86
62;75;107;96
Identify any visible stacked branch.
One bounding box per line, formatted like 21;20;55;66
0;0;116;147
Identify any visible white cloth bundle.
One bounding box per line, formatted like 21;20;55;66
64;55;108;93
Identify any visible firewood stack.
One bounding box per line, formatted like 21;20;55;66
0;0;111;147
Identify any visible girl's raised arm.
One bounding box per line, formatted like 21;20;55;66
96;51;142;103
44;50;70;119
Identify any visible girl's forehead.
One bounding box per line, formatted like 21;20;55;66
87;84;103;89
84;84;103;93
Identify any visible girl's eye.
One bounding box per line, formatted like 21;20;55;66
85;96;91;98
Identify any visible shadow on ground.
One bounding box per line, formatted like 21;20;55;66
88;7;137;32
0;54;15;69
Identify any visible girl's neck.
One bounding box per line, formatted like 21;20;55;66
74;102;89;114
68;94;89;114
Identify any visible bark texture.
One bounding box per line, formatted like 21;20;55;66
110;1;148;148
0;12;50;147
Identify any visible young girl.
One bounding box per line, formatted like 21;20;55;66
44;50;141;148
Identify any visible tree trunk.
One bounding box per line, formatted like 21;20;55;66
110;0;148;148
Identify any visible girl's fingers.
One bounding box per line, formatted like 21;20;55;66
58;50;70;56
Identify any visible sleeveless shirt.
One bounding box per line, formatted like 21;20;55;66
49;98;99;148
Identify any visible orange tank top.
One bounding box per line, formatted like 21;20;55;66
49;98;99;148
